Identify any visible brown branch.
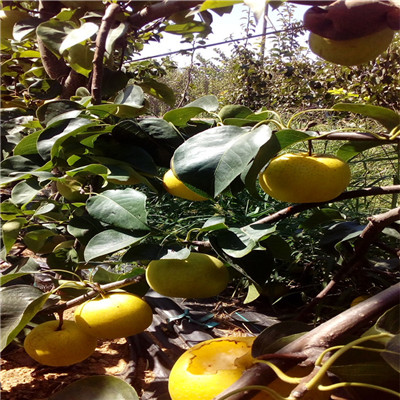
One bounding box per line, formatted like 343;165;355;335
37;1;70;81
298;207;400;318
38;275;144;316
127;1;203;31
213;282;400;400
91;3;122;105
252;185;400;226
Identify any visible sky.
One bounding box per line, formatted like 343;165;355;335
133;2;311;66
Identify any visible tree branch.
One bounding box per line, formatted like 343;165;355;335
91;3;122;104
37;1;70;81
252;185;400;226
127;1;203;31
213;282;400;400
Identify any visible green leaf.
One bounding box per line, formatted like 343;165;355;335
382;334;400;372
165;20;211;35
0;257;41;286
59;22;98;54
139;78;176;107
164;95;219;126
92;266;144;285
10;178;42;207
219;105;253;121
36;100;84;127
300;208;345;229
185;95;219;112
28;79;62;100
13;131;41;155
0;285;52;351
0;155;48;185
199;1;241;12
200;216;228;232
244;131;281;199
252;321;311;357
244;0;266;22
13;17;42;41
67;214;105;246
263;234;292;260
375;305;400;335
49;375;139;400
86;189;149;231
114;84;145;107
320;221;365;249
244;282;262;304
105;21;129;56
332;103;400;130
23;228;57;253
1;218;26;254
37;118;95;160
36;19;75;55
172;125;274;197
336;140;382;162
275;129;315;149
163;106;206;127
66;43;94;77
84;229;148;262
88;85;146;118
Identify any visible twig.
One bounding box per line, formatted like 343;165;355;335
252;185;400;226
38;275;144;316
91;3;122;104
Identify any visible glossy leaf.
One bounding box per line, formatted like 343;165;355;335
0;155;48;185
0;285;52;351
332;103;400;130
36;100;84;127
163;106;206;126
37;118;95;160
375;305;400;335
252;321;311;357
219;104;253;121
67;44;94;77
88;85;146;118
300;208;345;229
275;129;316;149
28;79;62;100
382;334;400;372
172;124;274;197
0;257;40;285
139;78;176;107
164;95;219;126
244;130;281;198
199;0;241;12
336;140;382;162
49;375;139;400
84;229;148;262
36;20;75;55
10;178;42;207
13;131;41;155
86;189;149;231
1;218;26;254
214;224;275;258
59;22;98;54
67;214;105;246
